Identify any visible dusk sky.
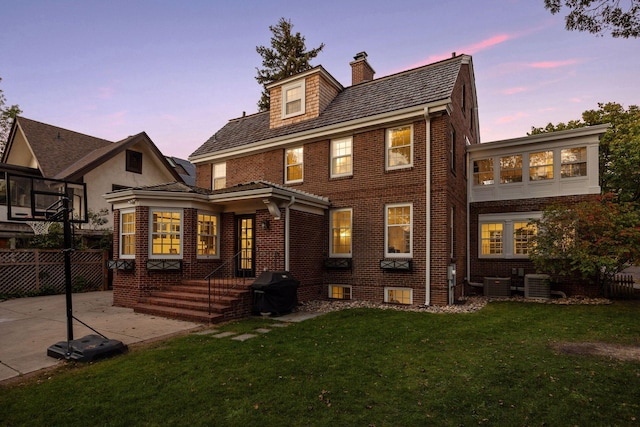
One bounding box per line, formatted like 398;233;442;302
2;0;638;160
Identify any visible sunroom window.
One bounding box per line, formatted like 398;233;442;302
150;210;182;257
529;151;554;181
197;213;218;257
473;158;494;185
561;147;587;178
500;155;522;183
120;210;135;258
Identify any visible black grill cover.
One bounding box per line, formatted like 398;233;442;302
251;271;299;315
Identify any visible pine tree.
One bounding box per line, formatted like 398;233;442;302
255;18;324;112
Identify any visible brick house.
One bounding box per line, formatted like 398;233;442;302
104;52;607;322
105;52;477;320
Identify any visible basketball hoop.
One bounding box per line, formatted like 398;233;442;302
27;221;53;235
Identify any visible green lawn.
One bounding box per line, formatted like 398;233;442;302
1;301;639;426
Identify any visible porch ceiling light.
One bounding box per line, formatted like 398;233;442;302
263;199;281;220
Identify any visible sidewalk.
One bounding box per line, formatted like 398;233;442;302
0;291;201;383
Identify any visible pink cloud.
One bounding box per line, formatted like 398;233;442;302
408;33;517;68
502;86;529;95
98;86;114;99
528;59;579;69
496;111;529;124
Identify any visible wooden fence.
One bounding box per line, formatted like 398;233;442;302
0;249;108;295
607;274;637;298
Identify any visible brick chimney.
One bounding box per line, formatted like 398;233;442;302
350;51;375;85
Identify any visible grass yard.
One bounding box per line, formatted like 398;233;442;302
1;300;639;426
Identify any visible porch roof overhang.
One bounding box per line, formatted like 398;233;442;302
103;181;330;216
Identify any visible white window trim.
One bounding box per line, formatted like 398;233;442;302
212;162;226;190
478;212;541;259
119;208;135;259
329;208;353;258
385;124;414;171
197;211;220;260
385;202;413;258
328;284;352;300
384;287;413;305
149;208;183;259
330;136;353;178
282;80;305;119
285;146;304;184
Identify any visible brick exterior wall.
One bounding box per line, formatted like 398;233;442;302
114;62;481;308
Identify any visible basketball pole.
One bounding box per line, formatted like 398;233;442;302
61;195;74;352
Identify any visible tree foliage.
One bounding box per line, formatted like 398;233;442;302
0;77;22;155
255;18;324;112
530;194;640;289
530;102;640;203
544;0;640;38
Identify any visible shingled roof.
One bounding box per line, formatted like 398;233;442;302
10;117;113;177
191;55;465;158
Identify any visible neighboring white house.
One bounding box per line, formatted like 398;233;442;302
0;117;184;246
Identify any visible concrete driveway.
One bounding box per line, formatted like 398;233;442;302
0;291;201;383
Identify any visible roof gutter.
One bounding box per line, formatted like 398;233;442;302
190;99;452;164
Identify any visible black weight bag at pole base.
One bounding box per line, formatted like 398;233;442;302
250;271;300;316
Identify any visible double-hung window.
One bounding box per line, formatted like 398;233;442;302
473;158;494;185
385;203;412;257
285;147;303;183
212;162;226;190
150;209;182;258
330;208;352;257
331;137;353;177
197;213;219;257
529;151;554;181
479;213;540;258
282;80;305;118
386;125;413;170
561;147;587;178
481;223;504;256
500;155;523;183
120;210;135;258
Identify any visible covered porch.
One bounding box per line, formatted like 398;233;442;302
104;181;329;323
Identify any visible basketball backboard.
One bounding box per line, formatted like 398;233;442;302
6;174;88;223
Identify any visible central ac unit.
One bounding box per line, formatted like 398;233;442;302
525;274;550;299
484;277;511;297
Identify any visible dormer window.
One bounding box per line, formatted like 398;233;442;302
282;80;305;118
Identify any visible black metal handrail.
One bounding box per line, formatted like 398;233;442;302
204;250;280;315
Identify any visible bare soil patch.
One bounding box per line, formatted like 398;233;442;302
554;342;640;362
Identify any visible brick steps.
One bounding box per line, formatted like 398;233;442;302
133;278;255;324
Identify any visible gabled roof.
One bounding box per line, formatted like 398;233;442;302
53;132;183;183
190;55;468;160
3;116;183;183
5;116;113;176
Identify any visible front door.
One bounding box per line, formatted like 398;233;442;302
236;215;255;277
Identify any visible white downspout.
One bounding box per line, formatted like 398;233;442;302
465;150;470;298
424;108;431;306
284;196;296;271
